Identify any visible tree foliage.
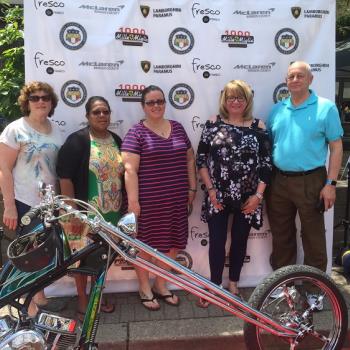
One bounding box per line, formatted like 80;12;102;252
0;5;24;121
336;0;350;40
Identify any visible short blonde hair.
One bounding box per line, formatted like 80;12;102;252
18;81;58;117
219;80;254;121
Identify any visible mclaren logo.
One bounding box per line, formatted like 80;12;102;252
140;5;150;18
291;7;301;19
141;60;151;73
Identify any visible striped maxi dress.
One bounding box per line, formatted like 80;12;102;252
122;120;191;253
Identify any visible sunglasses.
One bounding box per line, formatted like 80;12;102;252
91;110;110;116
144;99;166;107
28;95;51;102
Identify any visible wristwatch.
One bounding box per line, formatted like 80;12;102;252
325;179;337;186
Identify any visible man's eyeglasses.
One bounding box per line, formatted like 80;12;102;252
226;96;246;103
28;95;51;102
144;99;166;107
91;110;111;116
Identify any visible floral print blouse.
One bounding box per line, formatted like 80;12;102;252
196;116;272;229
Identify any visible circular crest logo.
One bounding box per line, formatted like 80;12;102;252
169;83;194;109
274;28;299;55
273;83;290;103
173;250;193;273
61;80;87;107
168;28;194;55
60;22;87;50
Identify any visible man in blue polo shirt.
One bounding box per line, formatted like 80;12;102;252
267;61;343;273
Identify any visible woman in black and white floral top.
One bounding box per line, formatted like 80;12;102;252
196;80;272;306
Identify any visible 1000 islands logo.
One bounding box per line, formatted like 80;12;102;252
60;22;87;50
115;84;145;102
221;29;254;48
115;27;148;46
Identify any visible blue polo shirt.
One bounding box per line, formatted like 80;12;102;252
267;90;343;171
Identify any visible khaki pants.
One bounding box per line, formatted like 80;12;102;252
266;167;327;272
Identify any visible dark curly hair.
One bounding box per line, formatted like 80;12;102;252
18;81;58;117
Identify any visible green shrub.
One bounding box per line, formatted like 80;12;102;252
0;5;24;122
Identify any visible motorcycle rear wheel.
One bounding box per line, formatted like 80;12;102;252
244;265;348;350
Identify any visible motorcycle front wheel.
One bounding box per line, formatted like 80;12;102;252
244;265;348;350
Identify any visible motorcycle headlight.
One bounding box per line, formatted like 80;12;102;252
0;329;45;350
117;212;137;238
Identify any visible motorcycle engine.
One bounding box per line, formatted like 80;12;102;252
0;313;78;350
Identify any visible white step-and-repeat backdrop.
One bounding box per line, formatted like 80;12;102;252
24;0;335;295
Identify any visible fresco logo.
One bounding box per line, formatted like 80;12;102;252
173;250;193;273
192;57;221;78
232;8;275;18
61;80;87;107
168;28;194;54
115;83;145;102
79;60;124;71
273;83;290;103
190;226;208;247
291;7;301;19
34;51;65;74
79;4;124;15
33;0;65;16
233;62;275;73
221;30;254;48
191;116;205;131
60;22;87;50
275;28;299;55
141;60;151;73
115;27;148;46
191;2;220;23
140;5;150;18
169;83;194;110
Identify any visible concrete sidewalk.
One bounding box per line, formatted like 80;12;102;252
42;266;350;350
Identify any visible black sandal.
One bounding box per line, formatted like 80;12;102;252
140;294;160;311
152;289;180;306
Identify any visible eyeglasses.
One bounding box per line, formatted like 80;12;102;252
28;95;51;102
144;99;166;107
226;96;246;103
91;110;111;116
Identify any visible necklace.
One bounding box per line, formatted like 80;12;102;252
144;119;170;137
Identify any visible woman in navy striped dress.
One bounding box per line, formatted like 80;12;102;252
122;85;197;311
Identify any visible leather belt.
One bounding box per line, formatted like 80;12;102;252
275;166;325;177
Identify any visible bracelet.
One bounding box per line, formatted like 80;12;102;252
189;188;197;192
207;186;215;191
255;192;264;200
